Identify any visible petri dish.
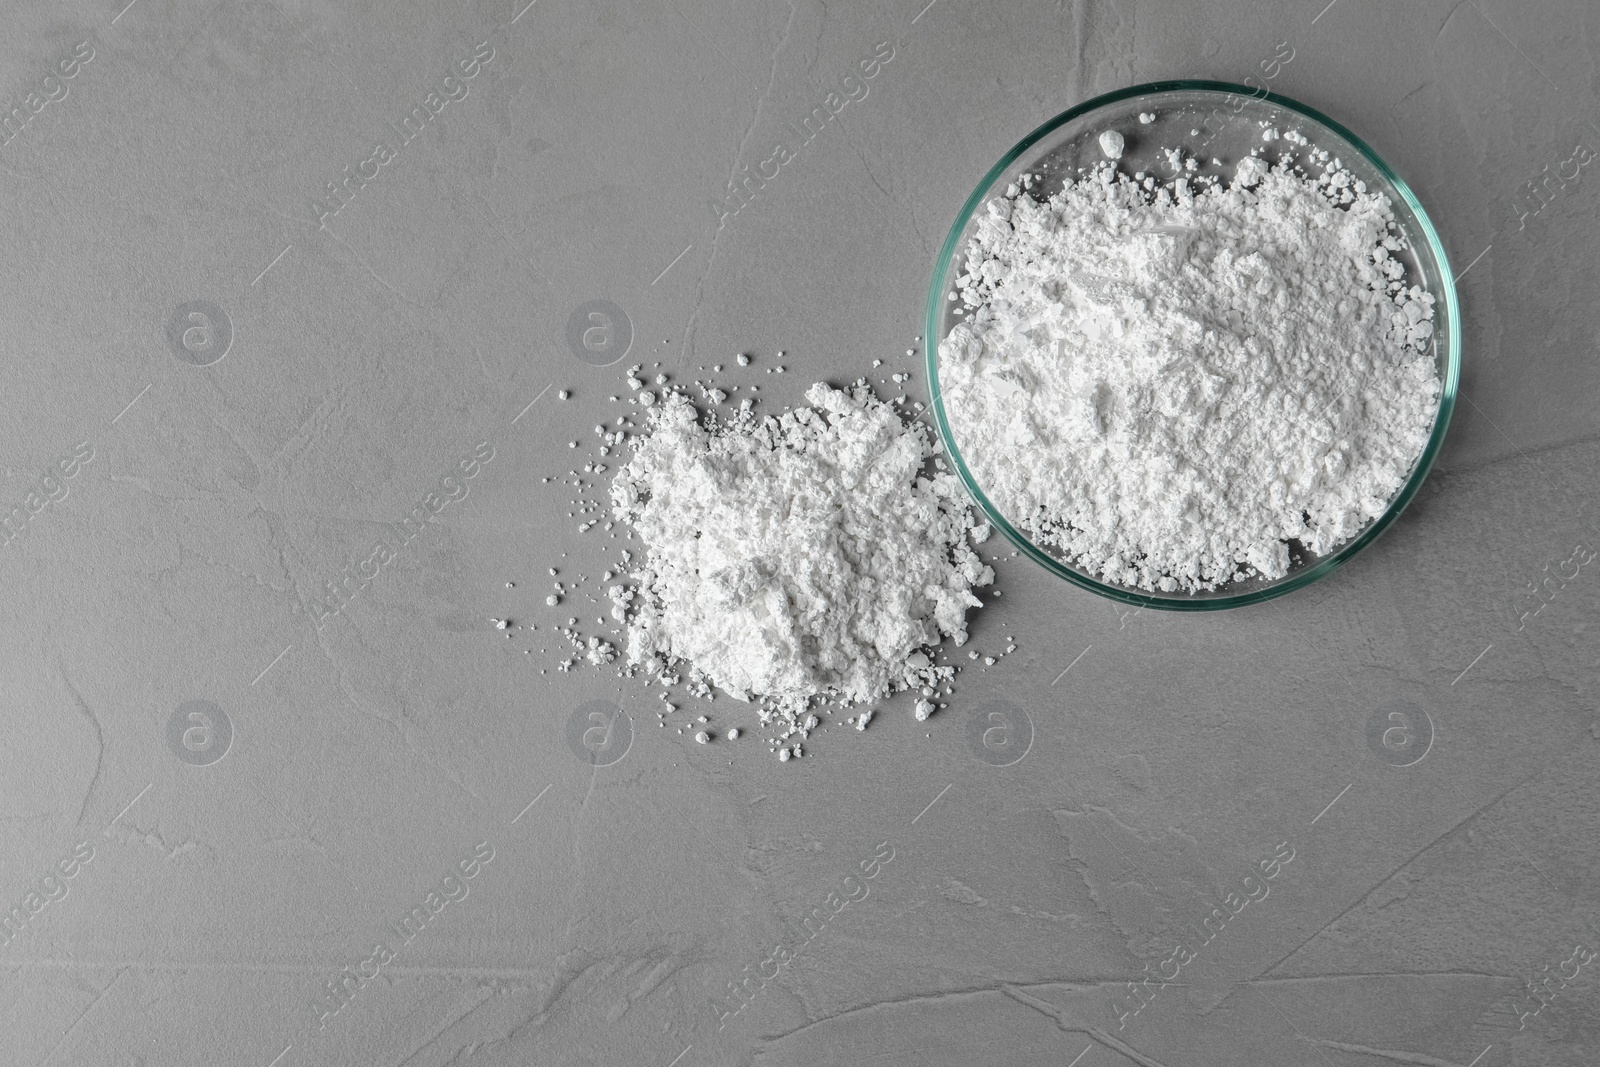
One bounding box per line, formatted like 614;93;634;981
925;80;1460;610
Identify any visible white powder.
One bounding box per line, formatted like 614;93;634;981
939;150;1440;592
611;381;993;718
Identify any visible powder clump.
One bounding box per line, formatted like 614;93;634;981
939;152;1440;592
611;381;992;714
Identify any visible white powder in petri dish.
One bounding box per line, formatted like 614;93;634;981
938;153;1439;593
611;381;992;725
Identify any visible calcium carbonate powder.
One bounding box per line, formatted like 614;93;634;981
610;381;993;723
938;144;1440;592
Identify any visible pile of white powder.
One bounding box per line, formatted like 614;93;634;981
609;381;993;723
938;142;1441;592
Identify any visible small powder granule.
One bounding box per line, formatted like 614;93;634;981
611;381;993;715
939;154;1439;592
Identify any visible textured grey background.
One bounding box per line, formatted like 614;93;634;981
1;1;1597;1065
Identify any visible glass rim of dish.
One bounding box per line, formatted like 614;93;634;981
923;79;1461;611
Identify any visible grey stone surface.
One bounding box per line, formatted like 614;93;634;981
0;1;1595;1065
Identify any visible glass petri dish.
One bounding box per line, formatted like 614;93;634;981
925;80;1460;611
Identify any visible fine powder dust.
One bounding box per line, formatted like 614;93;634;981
610;381;994;719
939;148;1441;592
